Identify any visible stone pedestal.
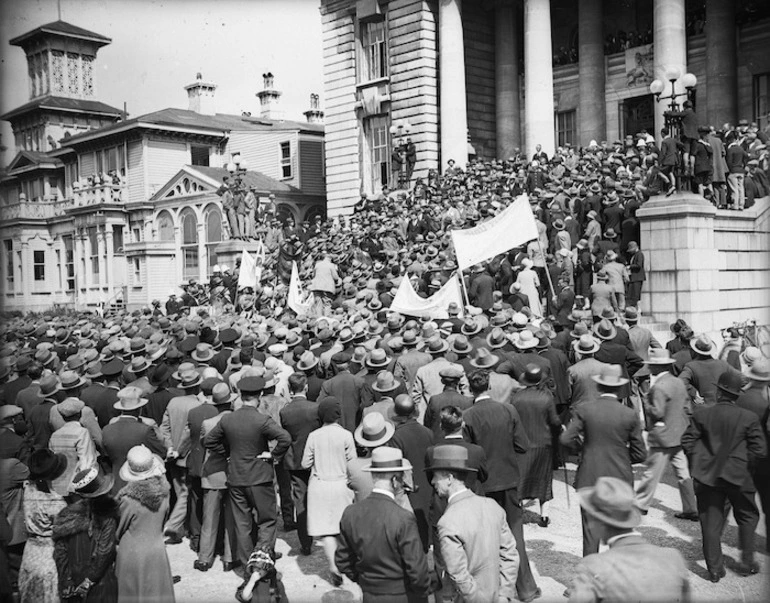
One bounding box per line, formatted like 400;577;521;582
578;0;605;146
637;194;720;333
214;239;264;274
653;0;687;135
524;0;555;158
705;0;737;127
439;0;469;167
495;3;520;157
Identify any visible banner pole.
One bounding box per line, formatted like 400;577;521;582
458;269;471;309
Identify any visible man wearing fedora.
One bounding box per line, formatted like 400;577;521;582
336;447;432;602
682;370;767;581
1;356;32;408
568;477;690;602
634;349;698;521
431;444;518;603
318;351;365;432
50;371;102;450
394;330;432;394
625;242;645;309
679;334;745;407
0;405;31;463
161;368;205;545
462;369;540;602
561;364;647;557
423;366;473;440
736;359;770;550
48;397;97;498
26;373;61;450
412;338;468;424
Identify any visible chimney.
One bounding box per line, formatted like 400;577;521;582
256;72;283;119
185;72;217;115
303;93;324;124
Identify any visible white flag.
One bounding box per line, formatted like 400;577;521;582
288;261;312;316
451;195;539;270
237;249;257;290
390;275;465;320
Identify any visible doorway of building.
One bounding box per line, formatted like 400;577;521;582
621;94;655;137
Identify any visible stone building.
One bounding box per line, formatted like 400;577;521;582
320;0;770;214
0;21;326;313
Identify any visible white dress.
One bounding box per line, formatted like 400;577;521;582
515;268;542;317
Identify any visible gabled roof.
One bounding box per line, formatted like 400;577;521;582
10;20;111;47
0;95;123;122
193;166;301;193
1;151;63;182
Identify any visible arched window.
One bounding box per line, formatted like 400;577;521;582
275;203;296;226
157;211;174;241
205;207;222;274
180;208;198;279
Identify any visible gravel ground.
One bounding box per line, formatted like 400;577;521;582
168;463;769;602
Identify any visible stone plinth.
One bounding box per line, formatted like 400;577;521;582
637;193;720;333
215;239;264;272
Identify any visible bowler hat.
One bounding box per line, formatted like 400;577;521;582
716;370;743;398
579;476;641;529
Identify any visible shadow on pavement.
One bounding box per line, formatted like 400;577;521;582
527;538;584;589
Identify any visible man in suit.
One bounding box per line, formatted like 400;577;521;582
561;364;647;557
203;376;291;567
593;319;643;403
469;265;495;312
462;369;540;602
278;372;320;556
394;330;432;393
679;334;745;406
0;406;31;464
682;370;767;582
735;359;770;551
336;447;431;602
1;357;32;407
318;351;365;432
431;445;518;603
625;242;645;308
423;366;473;439
634;349;698;520
389;394;434;553
102;386;167;494
412;338;468;423
567;335;612;408
210;328;240;375
309;253;340;302
14;361;44;419
25;374;60;450
85;358;123;428
569;477;690;602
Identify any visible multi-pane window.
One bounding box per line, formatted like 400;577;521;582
280;142;292;179
366;115;390;192
191;145;210;166
88;226;100;282
63;235;74;291
755;73;770;131
181;210;199;279
556;110;576;148
362;20;388;81
205;210;222;273
55;250;62;289
133;258;141;284
4;240;13;289
93;145;126;178
33;250;45;281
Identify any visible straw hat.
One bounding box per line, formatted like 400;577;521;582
363;447;411;472
591;364;629;387
354;412;395;448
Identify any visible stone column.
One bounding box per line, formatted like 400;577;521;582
20;240;31;301
637;194;720;333
495;1;520;157
653;0;687;135
439;0;469;168
97;227;107;288
578;0;605;146
105;226;114;288
524;0;555;158
705;0;737;127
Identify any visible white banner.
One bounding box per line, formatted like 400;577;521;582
451;195;538;270
288;261;313;316
236;243;264;291
390;275;465;320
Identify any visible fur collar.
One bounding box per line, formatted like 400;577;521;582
53;499;118;539
118;476;169;512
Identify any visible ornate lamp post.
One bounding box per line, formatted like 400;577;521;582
649;68;697;136
226;152;249;191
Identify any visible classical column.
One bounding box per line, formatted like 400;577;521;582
653;0;687;135
439;0;469;167
495;1;520;157
705;0;737;127
524;0;555;158
578;0;605;145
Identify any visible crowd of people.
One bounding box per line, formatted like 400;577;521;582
0;123;769;603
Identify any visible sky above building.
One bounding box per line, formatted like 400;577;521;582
0;0;325;167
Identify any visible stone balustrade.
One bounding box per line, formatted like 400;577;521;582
72;183;126;206
0;199;71;221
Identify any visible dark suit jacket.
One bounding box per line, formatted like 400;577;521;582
736;388;770;476
1;375;31;407
678;358;744;407
279;395;320;471
0;428;32;464
318;371;365;432
185;403;219;477
423;388;474;440
80;383;120;428
210;347;235;375
539;347;570;408
644;373;691;448
102;415;167;493
144;387;183;426
463;396;529;493
628;250;646;282
389;417;434;512
26;399;56;450
336;492;431;598
469;273;495;311
16;383;42;419
560;394;647;489
203;405;290;487
595;341;643;399
682;401;767;490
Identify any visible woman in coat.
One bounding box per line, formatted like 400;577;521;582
301;397;355;586
116;445;175;603
514;258;542;317
18;449;68;603
511;365;562;528
53;467;118;602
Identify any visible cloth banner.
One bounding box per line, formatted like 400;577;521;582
390;275;464;320
451;195;539;270
288;261;313;316
237;248;261;291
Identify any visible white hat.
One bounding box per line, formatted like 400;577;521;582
213;264;221;272
221;264;230;272
120;445;165;482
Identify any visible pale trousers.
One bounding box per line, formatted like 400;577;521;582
199;488;233;565
635;446;697;514
728;173;745;209
164;465;189;537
